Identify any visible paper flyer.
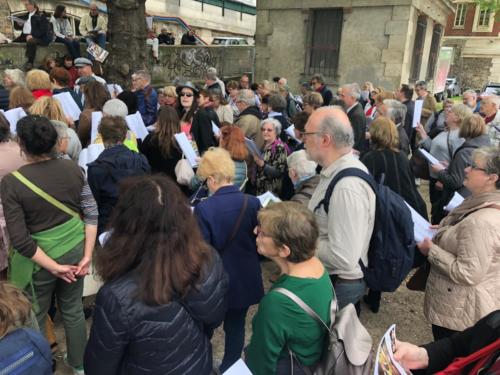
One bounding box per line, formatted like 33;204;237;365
175;132;199;168
444;191;465;212
125;112;149;140
212;121;221;137
412;100;423;128
257;191;281;208
418;148;440;165
374;325;409;375
404;202;437;242
53;91;82;122
91;111;103;143
223;359;252;375
1;107;27;134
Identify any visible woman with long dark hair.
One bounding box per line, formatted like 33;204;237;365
50;5;81;60
84;175;228;375
139;106;182;180
77;81;110;147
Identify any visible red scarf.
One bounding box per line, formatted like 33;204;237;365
32;89;52;100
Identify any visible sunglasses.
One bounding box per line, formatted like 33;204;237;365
180;93;193;97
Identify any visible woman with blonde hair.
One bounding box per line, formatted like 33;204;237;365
194;147;263;372
0;282;52;373
25;69;52;100
158;85;177;107
431;114;491;202
9;86;35;111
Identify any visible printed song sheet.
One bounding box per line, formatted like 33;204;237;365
374;325;409;375
405;202;437;242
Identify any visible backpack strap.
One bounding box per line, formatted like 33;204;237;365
11;171;80;220
314;167;377;214
274;287;331;332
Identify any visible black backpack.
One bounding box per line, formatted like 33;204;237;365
314;168;415;292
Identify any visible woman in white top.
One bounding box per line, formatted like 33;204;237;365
211;91;233;124
415;103;472;223
50;5;81;60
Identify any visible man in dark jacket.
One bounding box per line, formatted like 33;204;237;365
87;116;150;234
396;83;415;140
235;89;264;149
13;0;52;70
131;70;158;126
310;74;332;106
341;83;367;153
158;26;175;45
181;29;197;45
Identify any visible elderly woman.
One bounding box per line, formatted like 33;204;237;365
1;69;24;110
417;146;500;340
26;69;53;100
416;103;472;223
431;114;491;207
287;150;319;206
194;147;263;373
254;118;289;196
302;92;323;115
158;85;177;108
1;115;97;375
246;202;334;375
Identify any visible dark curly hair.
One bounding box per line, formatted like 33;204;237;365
16;115;57;156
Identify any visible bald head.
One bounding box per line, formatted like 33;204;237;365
304;106;354;166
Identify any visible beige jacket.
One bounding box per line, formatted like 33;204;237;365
424;202;500;331
236;113;264;149
79;13;107;36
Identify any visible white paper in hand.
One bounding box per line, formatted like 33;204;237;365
418;148;440;165
223;359;252;375
211;121;220;137
405;202;437;242
2;107;27;134
286;124;299;141
174;132;198;168
91;111;103;143
257;191;281;208
412;100;423;128
53;92;82;122
126;112;149;140
444;191;465;212
107;84;123;97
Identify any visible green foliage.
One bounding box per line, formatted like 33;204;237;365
475;0;500;21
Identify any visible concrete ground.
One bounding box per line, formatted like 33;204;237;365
54;182;433;374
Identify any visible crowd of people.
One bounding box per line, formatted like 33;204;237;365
0;38;499;374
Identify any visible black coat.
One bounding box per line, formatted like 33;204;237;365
348;102;368;153
84;248;229;375
30;11;52;45
158;34;175;45
139;134;182;180
192;107;219;155
0;87;9;111
361;148;428;219
403;99;415;140
181;33;197;45
87;145;150;234
317;85;333;106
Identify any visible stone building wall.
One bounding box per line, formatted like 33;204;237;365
0;0;11;38
461;57;492;90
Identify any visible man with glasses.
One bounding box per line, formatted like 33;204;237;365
235;89;264;149
304;107;376;315
131;70;157;126
310;74;332;106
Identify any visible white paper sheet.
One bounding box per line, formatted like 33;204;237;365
53;92;82;122
444;191;465;212
78;144;105;173
107;84;123;97
174;132;199;168
126;112;149;140
405;202;437;242
91;111;103;143
374;325;409;375
412;99;423;128
98;231;111;247
418;148;440;165
257;191;281;208
1;107;27;134
146;16;154;30
223;359;252;375
286;124;299;141
211;121;220;137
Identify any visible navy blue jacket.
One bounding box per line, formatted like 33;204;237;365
87;145;150;233
135;85;158;126
84;248;229;375
194;185;264;310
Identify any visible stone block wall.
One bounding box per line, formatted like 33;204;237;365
0;0;11;38
461;57;492;90
0;44;254;87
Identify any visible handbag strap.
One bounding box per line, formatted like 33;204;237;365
274;287;331;332
446;131;453;160
11;171;80;219
220;194;248;253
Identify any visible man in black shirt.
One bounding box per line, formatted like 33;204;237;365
181;29;197;45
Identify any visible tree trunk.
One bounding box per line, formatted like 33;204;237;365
105;0;147;87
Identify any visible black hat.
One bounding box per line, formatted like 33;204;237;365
176;81;199;94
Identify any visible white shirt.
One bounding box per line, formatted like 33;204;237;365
23;11;35;35
308;153;376;279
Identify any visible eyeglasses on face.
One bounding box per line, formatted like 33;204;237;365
303;131;320;138
180;92;193;97
261;127;274;132
469;161;487;173
255;225;270;238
